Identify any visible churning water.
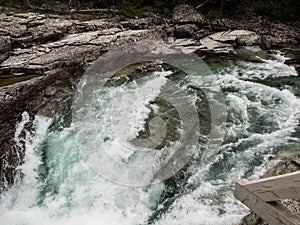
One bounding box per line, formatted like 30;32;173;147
0;51;299;225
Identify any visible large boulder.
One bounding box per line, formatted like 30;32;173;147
172;4;204;24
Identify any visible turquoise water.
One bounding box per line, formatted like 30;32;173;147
0;52;299;225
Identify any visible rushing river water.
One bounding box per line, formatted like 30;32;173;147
0;50;299;225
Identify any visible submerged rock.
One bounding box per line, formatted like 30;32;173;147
235;46;267;62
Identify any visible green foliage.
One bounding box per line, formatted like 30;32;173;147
206;9;222;19
254;0;300;22
152;0;187;15
295;22;300;28
119;0;143;17
39;2;69;14
56;3;69;14
255;1;283;19
153;0;170;15
95;0;121;7
41;4;52;12
0;0;16;8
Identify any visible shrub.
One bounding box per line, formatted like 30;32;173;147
119;0;144;17
206;9;222;19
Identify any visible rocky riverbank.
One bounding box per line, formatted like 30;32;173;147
0;11;167;189
0;4;299;224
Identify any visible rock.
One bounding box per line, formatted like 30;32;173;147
275;142;300;160
195;29;211;40
44;86;57;96
208;16;299;47
0;36;11;63
0;14;164;75
259;35;273;50
0;12;169;192
172;4;204;24
231;30;259;46
0;53;9;64
0;36;11;64
174;38;198;46
165;27;175;37
197;36;235;55
0;36;11;53
264;155;300;177
174;38;200;54
174;24;198;38
281;45;300;74
211;19;231;31
235;46;266;62
209;30;259;46
296;35;300;43
6;12;14;16
240;212;267;225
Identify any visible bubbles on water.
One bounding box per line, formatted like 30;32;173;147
1;44;299;225
72;40;227;186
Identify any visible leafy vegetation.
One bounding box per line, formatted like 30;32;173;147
119;0;144;17
254;0;300;21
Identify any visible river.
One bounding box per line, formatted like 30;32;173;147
0;49;299;225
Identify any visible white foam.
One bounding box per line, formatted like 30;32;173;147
219;51;297;79
0;59;299;225
0;115;52;210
